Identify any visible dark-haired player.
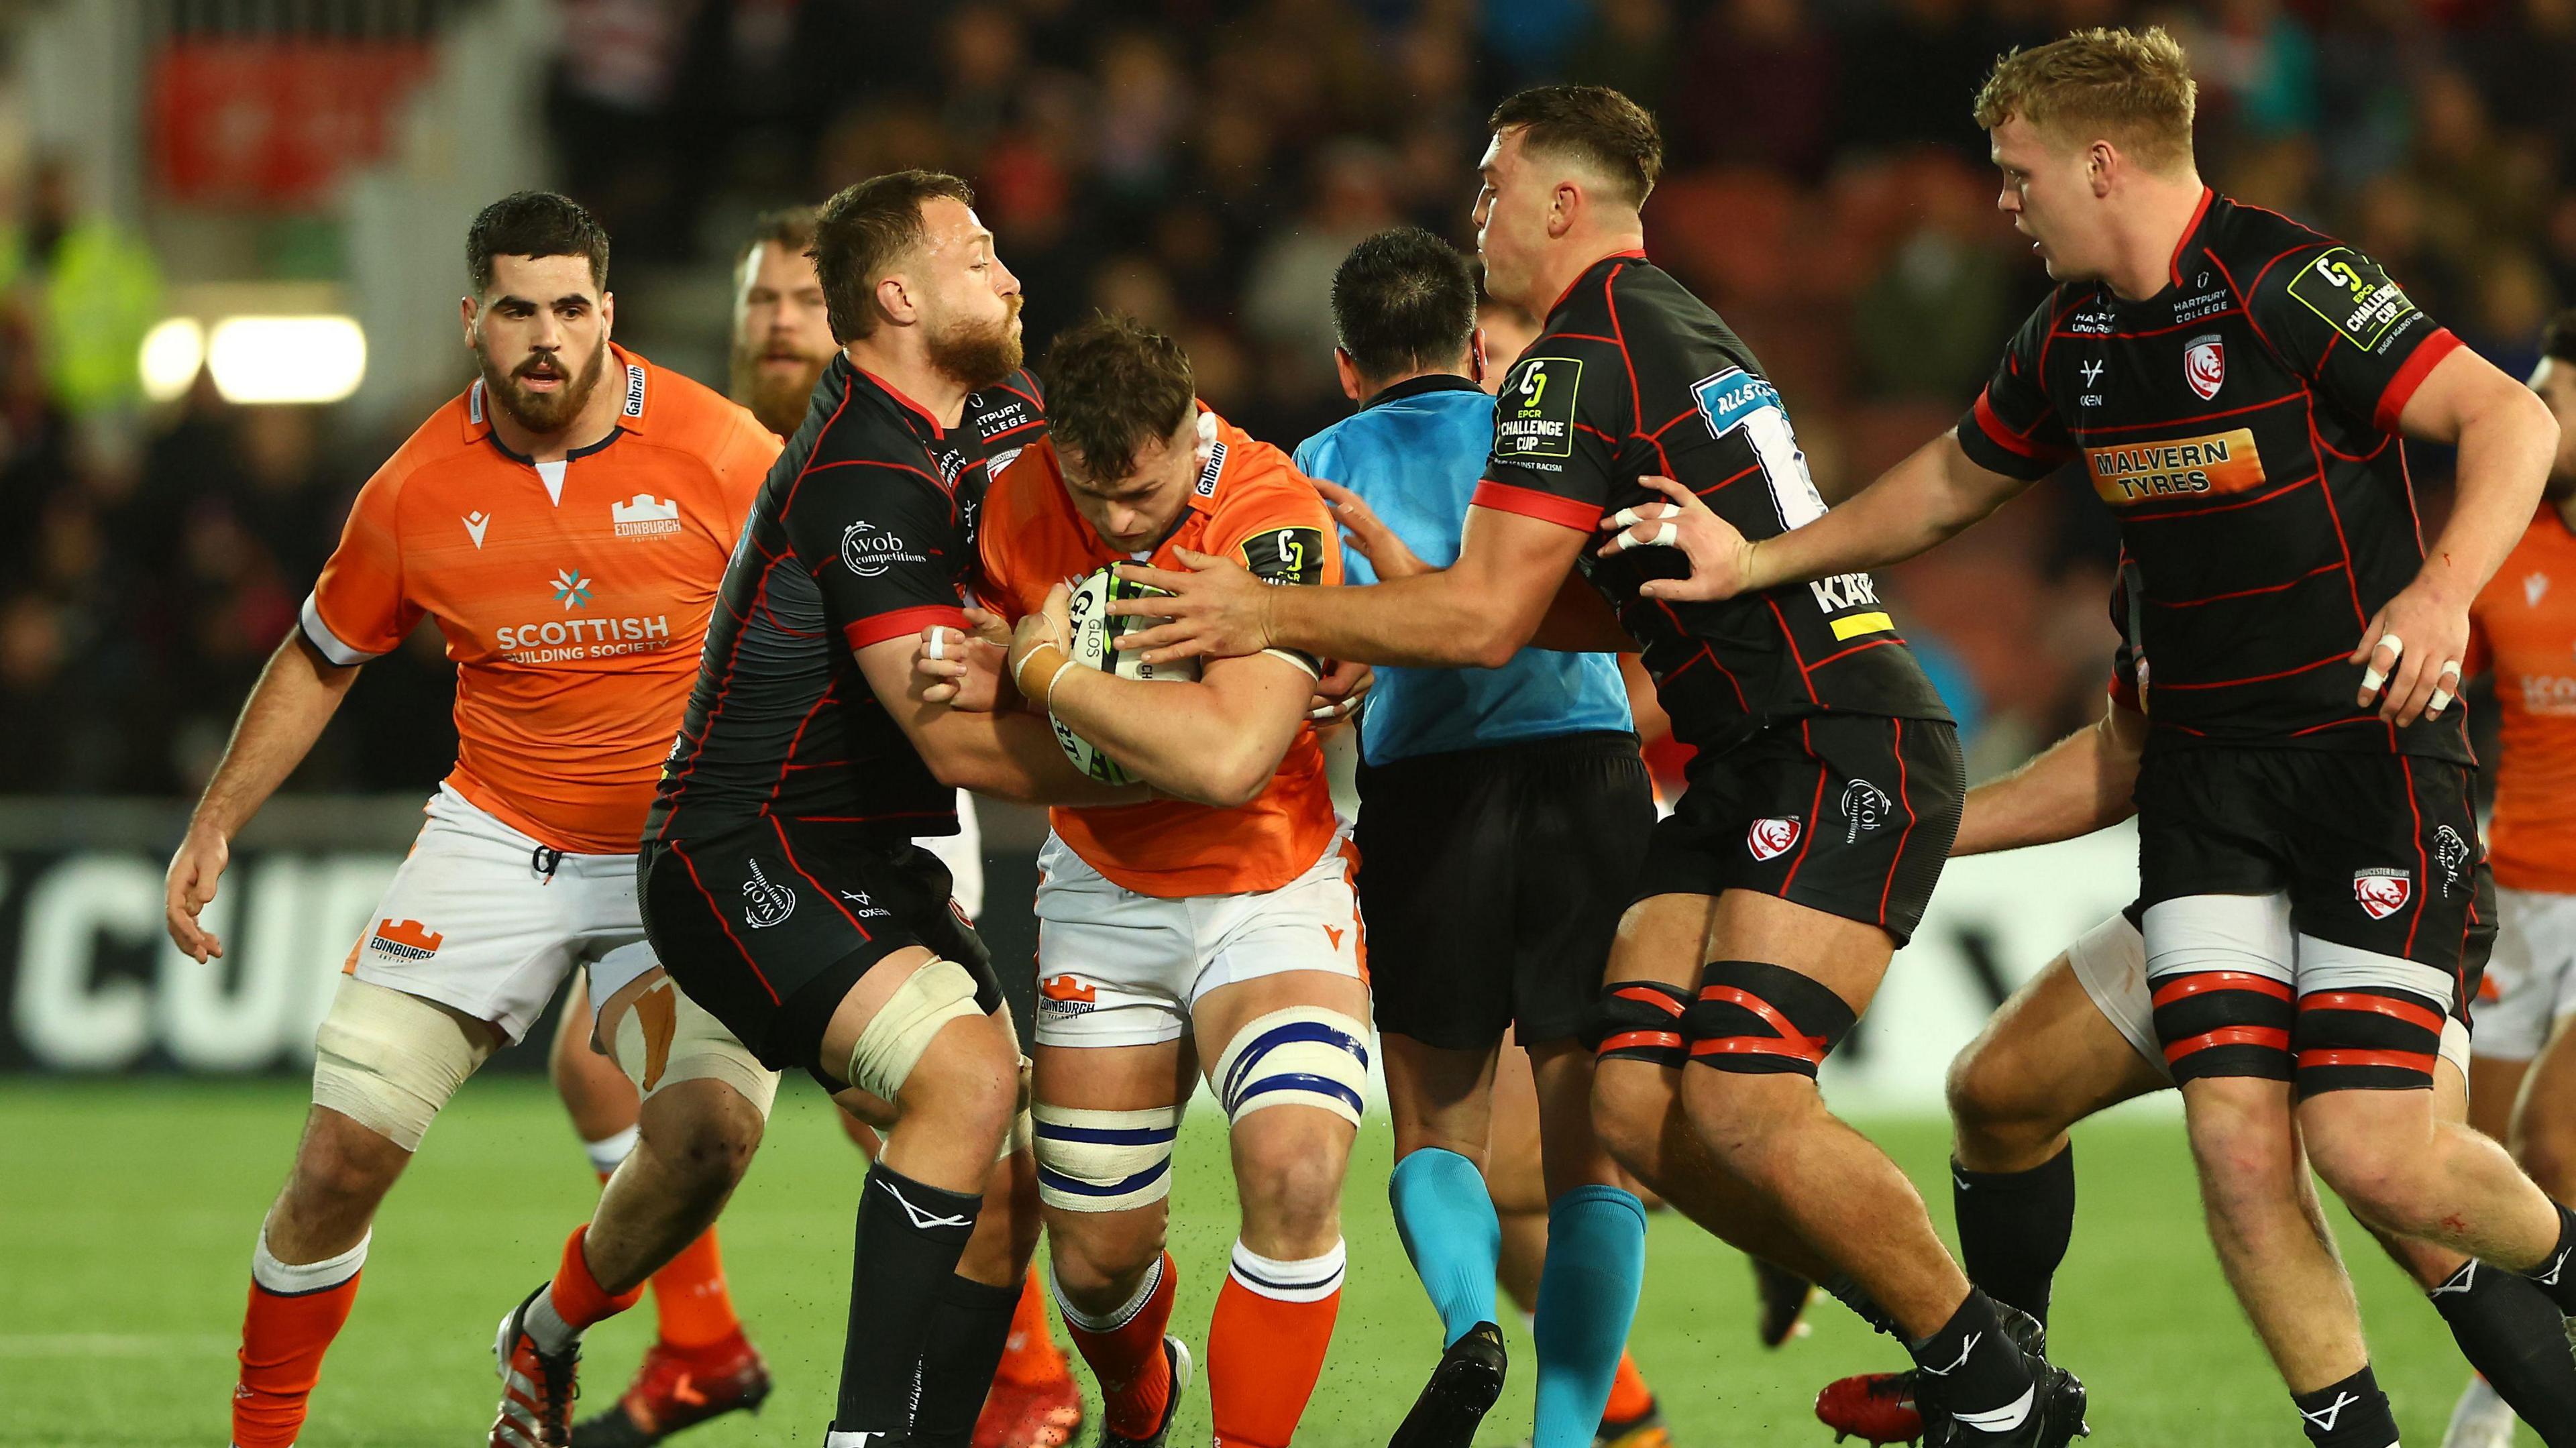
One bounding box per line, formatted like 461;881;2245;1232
1616;27;2568;1448
480;172;1126;1448
162;192;784;1448
1112;87;2086;1446
1289;225;1666;1448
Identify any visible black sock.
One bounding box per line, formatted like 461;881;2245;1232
1820;1271;1902;1337
1907;1288;2035;1436
907;1273;1024;1448
2523;1202;2576;1313
2292;1366;2398;1448
1952;1146;2076;1328
835;1164;983;1436
2432;1258;2576;1447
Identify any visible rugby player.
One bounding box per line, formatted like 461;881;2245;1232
1611;29;2571;1447
2445;311;2576;1447
1813;587;2576;1448
1112;87;2087;1445
944;313;1365;1448
482;170;1128;1448
1291;225;1664;1448
161;192;783;1448
538;207;1080;1448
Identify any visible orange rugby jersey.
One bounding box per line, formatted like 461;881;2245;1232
2467;506;2576;894
980;409;1342;898
301;346;781;853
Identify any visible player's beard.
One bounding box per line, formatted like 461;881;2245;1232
925;295;1024;392
731;339;830;438
477;336;608;437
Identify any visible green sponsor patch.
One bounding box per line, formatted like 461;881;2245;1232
2286;247;2420;353
1238;524;1327;586
1496;356;1582;459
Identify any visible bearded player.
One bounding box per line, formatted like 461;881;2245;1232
162;192;782;1448
1611;29;2569;1448
1112;87;2086;1445
539;207;1080;1448
932;314;1366;1448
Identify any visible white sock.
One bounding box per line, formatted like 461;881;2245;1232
521;1284;582;1355
251;1229;368;1294
1228;1239;1345;1303
1051;1251;1165;1333
582;1126;639;1176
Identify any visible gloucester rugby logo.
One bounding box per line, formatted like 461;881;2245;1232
2353;868;2412;920
2184;334;2224;400
1747;817;1802;862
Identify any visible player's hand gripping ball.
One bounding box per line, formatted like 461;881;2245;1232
1051;566;1201;785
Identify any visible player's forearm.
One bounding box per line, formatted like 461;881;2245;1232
919;710;1137;807
1049;670;1298;808
1951;712;2141;856
2420;386;2557;606
1745;433;2015;593
187;630;359;840
1267;565;1543;671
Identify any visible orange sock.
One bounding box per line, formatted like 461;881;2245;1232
548;1223;645;1332
1059;1252;1177;1437
233;1232;368;1448
1207;1241;1344;1448
996;1266;1072;1385
647;1229;743;1350
1603;1349;1655;1422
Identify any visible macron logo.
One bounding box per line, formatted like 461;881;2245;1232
612;493;682;537
464;511;491;549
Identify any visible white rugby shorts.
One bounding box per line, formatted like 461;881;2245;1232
347;784;655;1044
1031;828;1366;1048
2068;909;2470;1083
2471;886;2576;1062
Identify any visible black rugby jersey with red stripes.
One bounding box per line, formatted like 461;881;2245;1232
1957;188;2470;764
646;357;1046;842
1474;250;1951;757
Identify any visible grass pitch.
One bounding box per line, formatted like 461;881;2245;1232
0;1078;2530;1446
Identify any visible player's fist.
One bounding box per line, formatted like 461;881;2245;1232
1309;658;1374;722
1009;583;1078;702
914;608;1009;712
1314;479;1429;579
1599;476;1758;602
164;823;230;962
1110;548;1274;664
2350;580;2470;728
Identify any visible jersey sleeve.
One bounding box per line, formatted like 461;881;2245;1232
2251;244;2462;433
301;463;419;665
711;406;785;541
1956;296;2080;482
796;470;971;653
1471;341;1633;531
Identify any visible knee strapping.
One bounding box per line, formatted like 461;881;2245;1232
1682;961;1856;1078
1591;981;1693;1068
845;958;984;1103
310;977;494;1152
2295;986;2447;1095
1031;1103;1181;1213
1212;1007;1370;1127
610;978;781;1119
2149;969;2294;1084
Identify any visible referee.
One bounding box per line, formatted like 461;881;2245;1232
1293;227;1657;1448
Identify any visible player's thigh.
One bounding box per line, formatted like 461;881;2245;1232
1502;734;1658;1052
1482;1036;1547;1214
1951;917;2169;1143
1355;751;1521;1056
1590;891;1715;1158
1382;1032;1501;1165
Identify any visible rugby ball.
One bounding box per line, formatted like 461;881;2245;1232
1051;565;1200;785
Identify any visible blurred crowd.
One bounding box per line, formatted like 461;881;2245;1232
4;0;2571;797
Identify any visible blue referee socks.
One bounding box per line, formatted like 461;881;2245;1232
1388;1147;1501;1347
1533;1184;1648;1448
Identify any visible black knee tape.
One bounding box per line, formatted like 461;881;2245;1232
1591;981;1693;1068
2148;970;2294;1085
2294;987;2445;1097
1682;960;1857;1078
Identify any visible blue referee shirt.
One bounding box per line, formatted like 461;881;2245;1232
1293;374;1632;768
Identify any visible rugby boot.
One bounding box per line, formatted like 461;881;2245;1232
972;1369;1085;1448
492;1286;584;1448
1754;1260;1816;1347
2440;1376;2516;1448
1101;1336;1192;1448
1917;1305;2086;1448
1388;1321;1507;1448
1817;1302;2061;1446
1593;1394;1674;1448
570;1329;771;1447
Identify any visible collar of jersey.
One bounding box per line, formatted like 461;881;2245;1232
1544;247;1650;321
2164;186;2218;292
851;362;951;439
1363;373;1483;411
463;343;648;457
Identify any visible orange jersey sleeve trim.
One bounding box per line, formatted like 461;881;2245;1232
845;604;971;653
1472;480;1600;533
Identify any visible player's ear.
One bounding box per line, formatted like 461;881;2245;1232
1469;327;1488;385
458;296;477;347
2088;140;2116;198
874;272;914;328
599;290;614;338
1332;347;1364;403
1550;179;1580;239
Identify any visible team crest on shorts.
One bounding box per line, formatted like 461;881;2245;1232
1747;816;1802;862
2353;868;2413;920
1038;974;1097;1019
